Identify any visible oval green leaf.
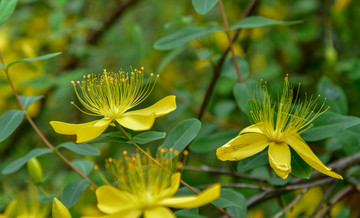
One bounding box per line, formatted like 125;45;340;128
301;112;360;141
0;110;25;143
6;52;62;70
71;160;95;176
19;95;43;109
190;130;237;153
231;16;302;30
213;188;246;218
192;0;218;14
0;0;17;26
161;118;202;155
58;142;100;156
233;80;257;114
128;131;166;144
60;179;89;208
317;76;348;115
2;148;52;174
290;148;312;179
154;26;223;50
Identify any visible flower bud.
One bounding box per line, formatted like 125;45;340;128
27;157;43;184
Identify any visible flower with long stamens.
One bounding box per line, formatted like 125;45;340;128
50;67;176;143
217;76;343;180
83;149;221;218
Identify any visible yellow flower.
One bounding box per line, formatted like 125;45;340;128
52;198;72;218
50;68;176;143
217;76;343;180
83;150;221;218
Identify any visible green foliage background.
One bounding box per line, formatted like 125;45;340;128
1;0;360;217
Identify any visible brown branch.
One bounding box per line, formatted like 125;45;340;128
197;0;258;120
272;188;309;218
218;0;242;82
318;185;355;218
309;181;337;218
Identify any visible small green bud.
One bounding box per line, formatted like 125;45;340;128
325;46;338;65
27;157;43;184
52;198;72;218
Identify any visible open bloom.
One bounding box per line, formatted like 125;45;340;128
217;76;342;180
83;149;221;218
50;68;176;143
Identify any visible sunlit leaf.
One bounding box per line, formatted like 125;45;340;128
58;142;100;156
19;95;43;109
0;110;25;143
0;0;17;26
154;26;223;50
60;179;89;209
192;0;218;14
2;148;52;174
162;118;202;156
231;16;302;30
6;52;62;70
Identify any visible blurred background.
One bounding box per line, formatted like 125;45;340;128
1;0;360;217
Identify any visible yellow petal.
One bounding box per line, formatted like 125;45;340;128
96;185;136;214
144;207;175;218
82;210;142;218
50;120;98;135
157;173;181;200
239;122;264;135
76;119;112;143
268;142;292;179
124;95;176;118
116;113;155;131
216;133;270;161
158;183;221;208
52;198;72;218
286;134;343;179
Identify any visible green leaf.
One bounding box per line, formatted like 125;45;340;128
6;52;62;70
58;142;100;156
155;47;184;74
301;112;360;141
192;0;218;14
154;26;223;50
237;149;268;173
162;119;202;156
213;188;246;218
128;131;166;144
290;148;312;179
88;131;127;144
0;110;25;143
231;16;302;30
71;160;95;176
175;209;202;218
0;0;17;26
233;80;257;114
190;130;237;153
2;148;52;174
19;95;43;109
317;76;348;115
60;179;89;209
326;125;360;156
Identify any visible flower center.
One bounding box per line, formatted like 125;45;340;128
70;67;159;119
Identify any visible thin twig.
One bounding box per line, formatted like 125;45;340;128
218;0;242;82
197;0;258;120
318;185;355;218
3;67;97;189
272;188;309;218
182;165;267;183
116;124;233;218
309;181;338;218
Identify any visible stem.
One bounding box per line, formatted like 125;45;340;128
218;0;242;82
116;124;233;218
272;188;309;218
3;67;97;189
318;185;354;218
